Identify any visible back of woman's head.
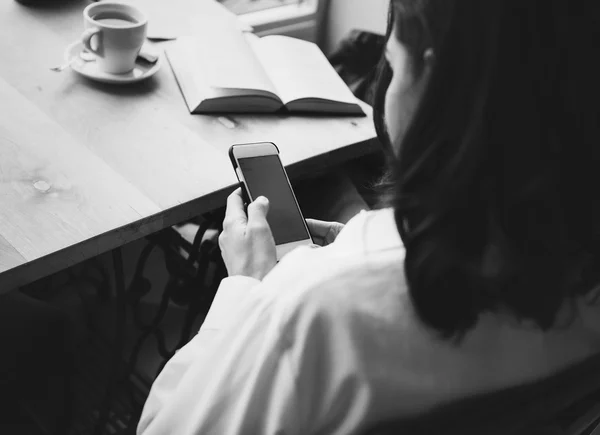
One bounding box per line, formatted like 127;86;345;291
376;0;600;338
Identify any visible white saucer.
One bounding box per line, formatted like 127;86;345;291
65;41;161;84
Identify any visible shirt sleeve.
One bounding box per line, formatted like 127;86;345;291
137;274;302;435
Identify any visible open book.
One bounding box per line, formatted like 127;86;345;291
166;31;364;115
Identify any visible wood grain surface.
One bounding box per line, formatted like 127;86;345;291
0;0;377;293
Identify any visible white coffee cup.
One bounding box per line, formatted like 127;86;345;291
82;2;148;74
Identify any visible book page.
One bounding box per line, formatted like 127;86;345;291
167;35;283;113
173;30;278;96
251;36;359;106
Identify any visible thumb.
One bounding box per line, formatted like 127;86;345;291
248;196;270;222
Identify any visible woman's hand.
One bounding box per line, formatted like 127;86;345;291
306;219;345;247
219;189;277;281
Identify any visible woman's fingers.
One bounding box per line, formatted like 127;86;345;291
223;188;247;229
306;219;344;246
306;219;330;239
220;195;277;280
247;196;270;225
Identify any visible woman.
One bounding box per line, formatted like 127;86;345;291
138;0;600;433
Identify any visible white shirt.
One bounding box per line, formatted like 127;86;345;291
138;208;600;435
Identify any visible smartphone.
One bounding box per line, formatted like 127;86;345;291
229;142;313;260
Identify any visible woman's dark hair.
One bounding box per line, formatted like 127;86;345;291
373;0;600;338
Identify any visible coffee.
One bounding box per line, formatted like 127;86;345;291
92;12;138;28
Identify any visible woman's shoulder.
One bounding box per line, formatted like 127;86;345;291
262;208;410;336
248;211;426;431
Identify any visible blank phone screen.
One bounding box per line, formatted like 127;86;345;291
238;155;309;245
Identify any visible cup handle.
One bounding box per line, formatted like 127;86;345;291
81;28;103;57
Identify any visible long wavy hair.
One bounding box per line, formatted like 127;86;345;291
373;0;600;338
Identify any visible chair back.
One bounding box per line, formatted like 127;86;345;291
366;353;600;435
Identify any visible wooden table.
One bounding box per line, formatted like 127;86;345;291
0;0;376;293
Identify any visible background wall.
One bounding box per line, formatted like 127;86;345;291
324;0;389;53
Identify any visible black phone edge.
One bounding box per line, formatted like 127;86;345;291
228;144;249;204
